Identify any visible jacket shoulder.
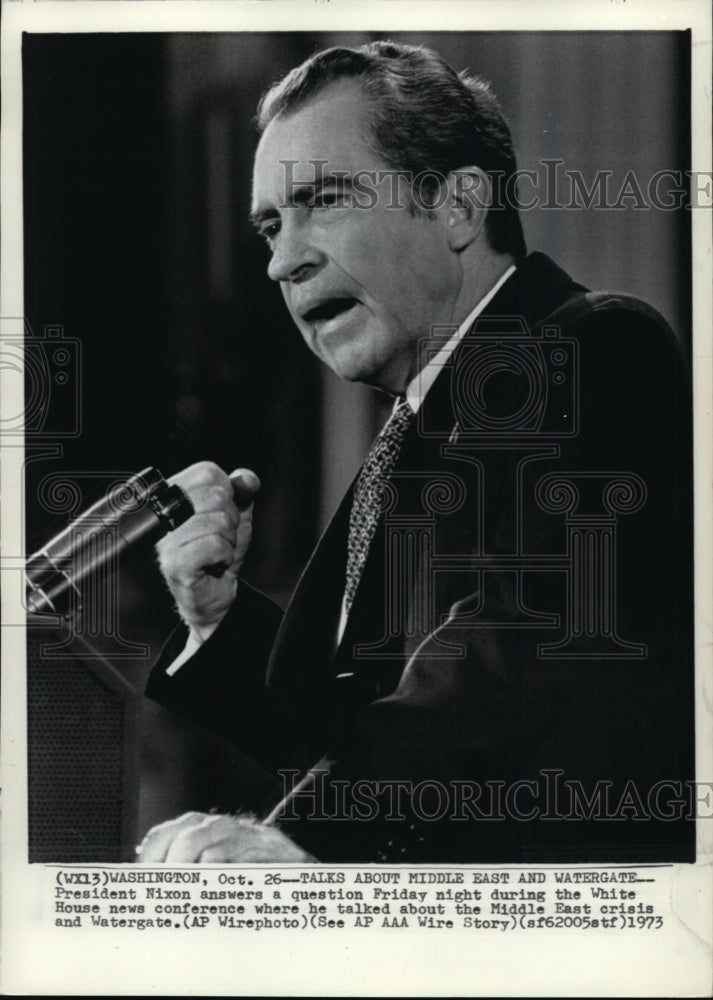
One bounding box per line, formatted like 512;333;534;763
541;287;687;371
544;287;674;332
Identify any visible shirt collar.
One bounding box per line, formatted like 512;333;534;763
404;263;517;414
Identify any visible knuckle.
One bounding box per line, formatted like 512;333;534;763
204;536;233;561
171;815;212;846
173;461;226;490
139;827;161;848
193;460;221;479
180;811;208;823
207;487;231;512
142;812;199;843
214;509;235;533
199;462;229;488
199;842;230;863
172;828;196;849
163;811;204;831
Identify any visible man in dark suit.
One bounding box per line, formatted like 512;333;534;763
138;42;693;864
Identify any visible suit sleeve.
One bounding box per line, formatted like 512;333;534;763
145;580;317;775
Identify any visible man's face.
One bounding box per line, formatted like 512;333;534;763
251;82;462;395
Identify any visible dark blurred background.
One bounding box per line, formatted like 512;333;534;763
23;31;691;845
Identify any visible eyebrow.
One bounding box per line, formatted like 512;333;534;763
249;174;353;230
249;206;279;232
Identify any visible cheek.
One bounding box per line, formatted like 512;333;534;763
282;291;312;340
333;217;410;287
297;323;321;359
281;285;294;314
369;269;432;328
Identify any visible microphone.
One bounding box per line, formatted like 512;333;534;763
26;467;194;617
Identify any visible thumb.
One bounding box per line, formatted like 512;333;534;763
229;468;261;510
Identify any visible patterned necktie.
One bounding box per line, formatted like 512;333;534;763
344;397;415;616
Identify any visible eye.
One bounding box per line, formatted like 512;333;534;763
259;219;281;246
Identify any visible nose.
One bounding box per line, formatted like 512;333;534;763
267;216;324;284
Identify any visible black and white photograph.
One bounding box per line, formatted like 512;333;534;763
2;1;711;995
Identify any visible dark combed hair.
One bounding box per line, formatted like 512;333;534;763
256;41;526;259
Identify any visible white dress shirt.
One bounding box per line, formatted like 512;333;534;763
166;264;516;674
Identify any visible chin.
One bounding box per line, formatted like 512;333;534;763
317;334;402;391
327;360;374;384
320;344;379;385
337;365;401;395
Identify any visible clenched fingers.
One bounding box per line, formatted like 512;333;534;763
136;812;314;863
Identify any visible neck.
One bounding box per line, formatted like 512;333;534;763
451;249;517;329
367;249;519;398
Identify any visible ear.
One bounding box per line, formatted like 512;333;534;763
443;166;492;251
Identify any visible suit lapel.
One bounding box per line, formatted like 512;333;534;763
265;487;351;689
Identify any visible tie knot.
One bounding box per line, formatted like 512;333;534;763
379;396;414;444
391;396;414;425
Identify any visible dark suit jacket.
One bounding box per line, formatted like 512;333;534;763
146;252;694;863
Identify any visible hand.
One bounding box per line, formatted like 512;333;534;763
136;812;316;863
156;461;260;632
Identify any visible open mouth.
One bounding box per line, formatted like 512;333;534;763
302;297;359;324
